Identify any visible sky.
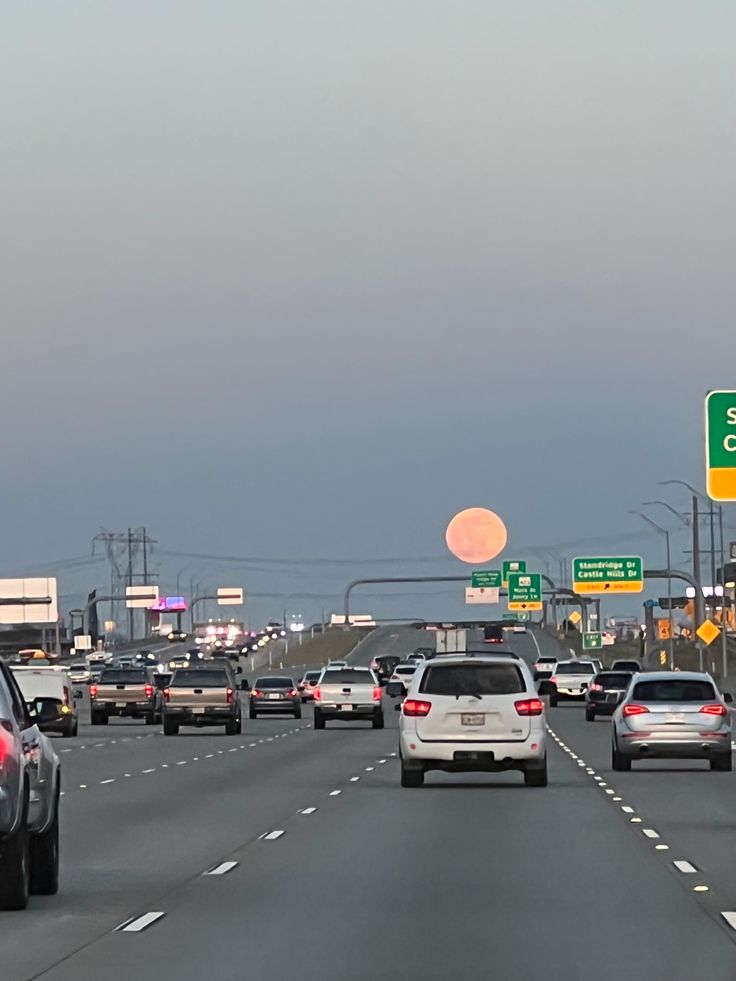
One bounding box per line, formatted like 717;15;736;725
2;1;735;626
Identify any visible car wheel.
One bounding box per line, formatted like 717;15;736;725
293;706;302;719
313;709;325;730
90;711;105;726
249;708;258;720
163;717;179;736
611;741;631;771
225;717;239;736
400;763;424;788
144;710;156;726
30;787;59;896
585;706;596;722
0;817;30;910
710;752;733;772
524;758;548;787
372;712;384;730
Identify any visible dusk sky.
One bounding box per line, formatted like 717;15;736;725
3;2;735;623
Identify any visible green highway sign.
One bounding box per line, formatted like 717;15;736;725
471;570;502;589
502;614;516;620
502;560;526;587
706;390;736;501
508;572;542;612
572;556;643;594
582;632;603;650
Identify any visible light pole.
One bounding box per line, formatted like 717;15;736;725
632;510;674;668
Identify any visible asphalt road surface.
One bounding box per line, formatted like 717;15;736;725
4;626;736;980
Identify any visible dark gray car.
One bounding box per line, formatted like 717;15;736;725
249;677;301;719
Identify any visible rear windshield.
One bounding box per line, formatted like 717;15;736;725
255;678;294;689
303;672;321;682
556;663;595;675
70;664;88;670
171;670;229;687
612;662;640;671
320;670;373;684
632;679;716;702
595;673;632;687
421;663;525;696
100;670;149;683
537;657;557;664
396;666;417;675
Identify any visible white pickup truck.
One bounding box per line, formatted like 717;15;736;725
549;660;597;706
313;666;383;730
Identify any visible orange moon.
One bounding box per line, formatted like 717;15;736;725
445;508;508;564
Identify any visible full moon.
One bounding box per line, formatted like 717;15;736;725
445;507;508;564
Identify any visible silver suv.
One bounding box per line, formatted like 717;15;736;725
0;660;61;909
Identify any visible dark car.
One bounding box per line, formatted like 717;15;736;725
483;624;504;644
249;677;301;719
369;655;401;683
610;659;642;673
585;671;634;721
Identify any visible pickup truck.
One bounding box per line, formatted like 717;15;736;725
548;660;597;706
162;666;244;735
0;660;61;909
313;666;383;730
89;668;158;725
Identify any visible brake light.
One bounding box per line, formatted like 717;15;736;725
373;686;382;702
313;686;321;702
251;688;263;698
589;683;603;692
623;703;649;717
163;688;171;703
144;684;154;699
403;699;432;717
226;687;234;704
701;703;728;716
288;689;298;698
89;684;98;698
514;698;544;716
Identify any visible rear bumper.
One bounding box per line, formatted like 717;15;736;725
93;700;152;716
251;699;300;712
587;700;619;715
317;704;380;719
164;707;236;724
616;730;731;758
400;731;546;769
553;688;587;701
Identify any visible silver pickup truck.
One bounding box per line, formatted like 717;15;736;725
0;660;61;909
313;666;383;730
162;666;244;735
90;668;158;725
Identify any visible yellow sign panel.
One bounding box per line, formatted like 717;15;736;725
573;581;644;595
659;650;667;666
508;601;543;612
657;619;672;640
696;619;721;646
568;610;582;625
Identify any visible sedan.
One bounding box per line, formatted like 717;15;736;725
612;671;733;771
68;662;91;684
585;671;634;721
249;677;301;719
298;670;321;702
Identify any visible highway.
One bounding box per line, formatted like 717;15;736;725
4;627;736;980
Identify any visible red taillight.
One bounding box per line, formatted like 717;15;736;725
226;687;234;704
89;684;98;698
251;689;263;698
589;683;603;692
403;699;432;717
701;703;728;716
515;698;544;716
144;684;154;699
373;686;382;702
623;703;649;717
313;686;321;702
163;688;170;703
288;689;298;698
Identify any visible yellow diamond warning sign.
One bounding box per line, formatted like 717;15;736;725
696;620;721;646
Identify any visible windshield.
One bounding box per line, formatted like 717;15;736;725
632;679;717;702
420;664;525;696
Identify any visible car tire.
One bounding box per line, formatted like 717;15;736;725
710;752;733;772
249;708;258;720
0;813;30;910
585;706;596;722
144;710;156;726
549;694;558;708
90;711;107;726
372;712;384;730
163;717;179;736
225;716;239;736
293;706;302;720
400;763;424;788
30;787;59;896
313;709;325;730
611;741;631;771
524;759;548;787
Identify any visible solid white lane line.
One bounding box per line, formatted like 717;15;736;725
299;808;317;815
674;861;698;874
117;912;166;933
722;912;736;929
642;829;660;839
205;862;238;876
262;830;285;840
100;779;115;785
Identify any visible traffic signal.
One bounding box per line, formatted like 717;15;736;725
658;596;689;610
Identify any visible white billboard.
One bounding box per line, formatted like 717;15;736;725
217;587;244;606
0;577;58;625
465;587;500;605
126;586;159;609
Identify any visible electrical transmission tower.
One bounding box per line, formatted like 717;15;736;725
92;528;157;639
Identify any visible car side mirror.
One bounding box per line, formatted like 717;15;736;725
724;692;733;704
386;682;404;698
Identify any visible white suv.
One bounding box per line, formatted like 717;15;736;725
393;654;547;788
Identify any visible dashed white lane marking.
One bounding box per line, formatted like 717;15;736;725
329;790;342;797
365;767;374;772
142;768;155;774
605;789;615;795
378;759;387;764
79;784;87;789
693;885;709;893
674;861;698;874
117;912;166;933
299;808;317;815
261;830;285;841
630;817;642;824
642;829;660;839
350;777;360;782
655;844;669;851
228;748;237;753
206;754;214;759
161;764;169;768
721;912;736;929
176;761;187;766
205;862;238;876
250;744;257;748
621;806;635;814
100;779;115;785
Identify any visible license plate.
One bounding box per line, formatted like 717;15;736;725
461;713;485;726
666;713;686;723
116;702;126;708
192;707;205;715
340;704;353;711
268;693;281;700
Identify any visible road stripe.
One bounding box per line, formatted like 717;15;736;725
100;779;115;785
642;829;660;839
142;768;155;773
674;861;698;874
262;830;285;840
117;912;166;933
722;912;736;929
299;808;317;815
329;790;342;797
205;862;238;876
621;806;635;814
350;777;360;782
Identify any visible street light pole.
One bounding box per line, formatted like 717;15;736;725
632;510;674;668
